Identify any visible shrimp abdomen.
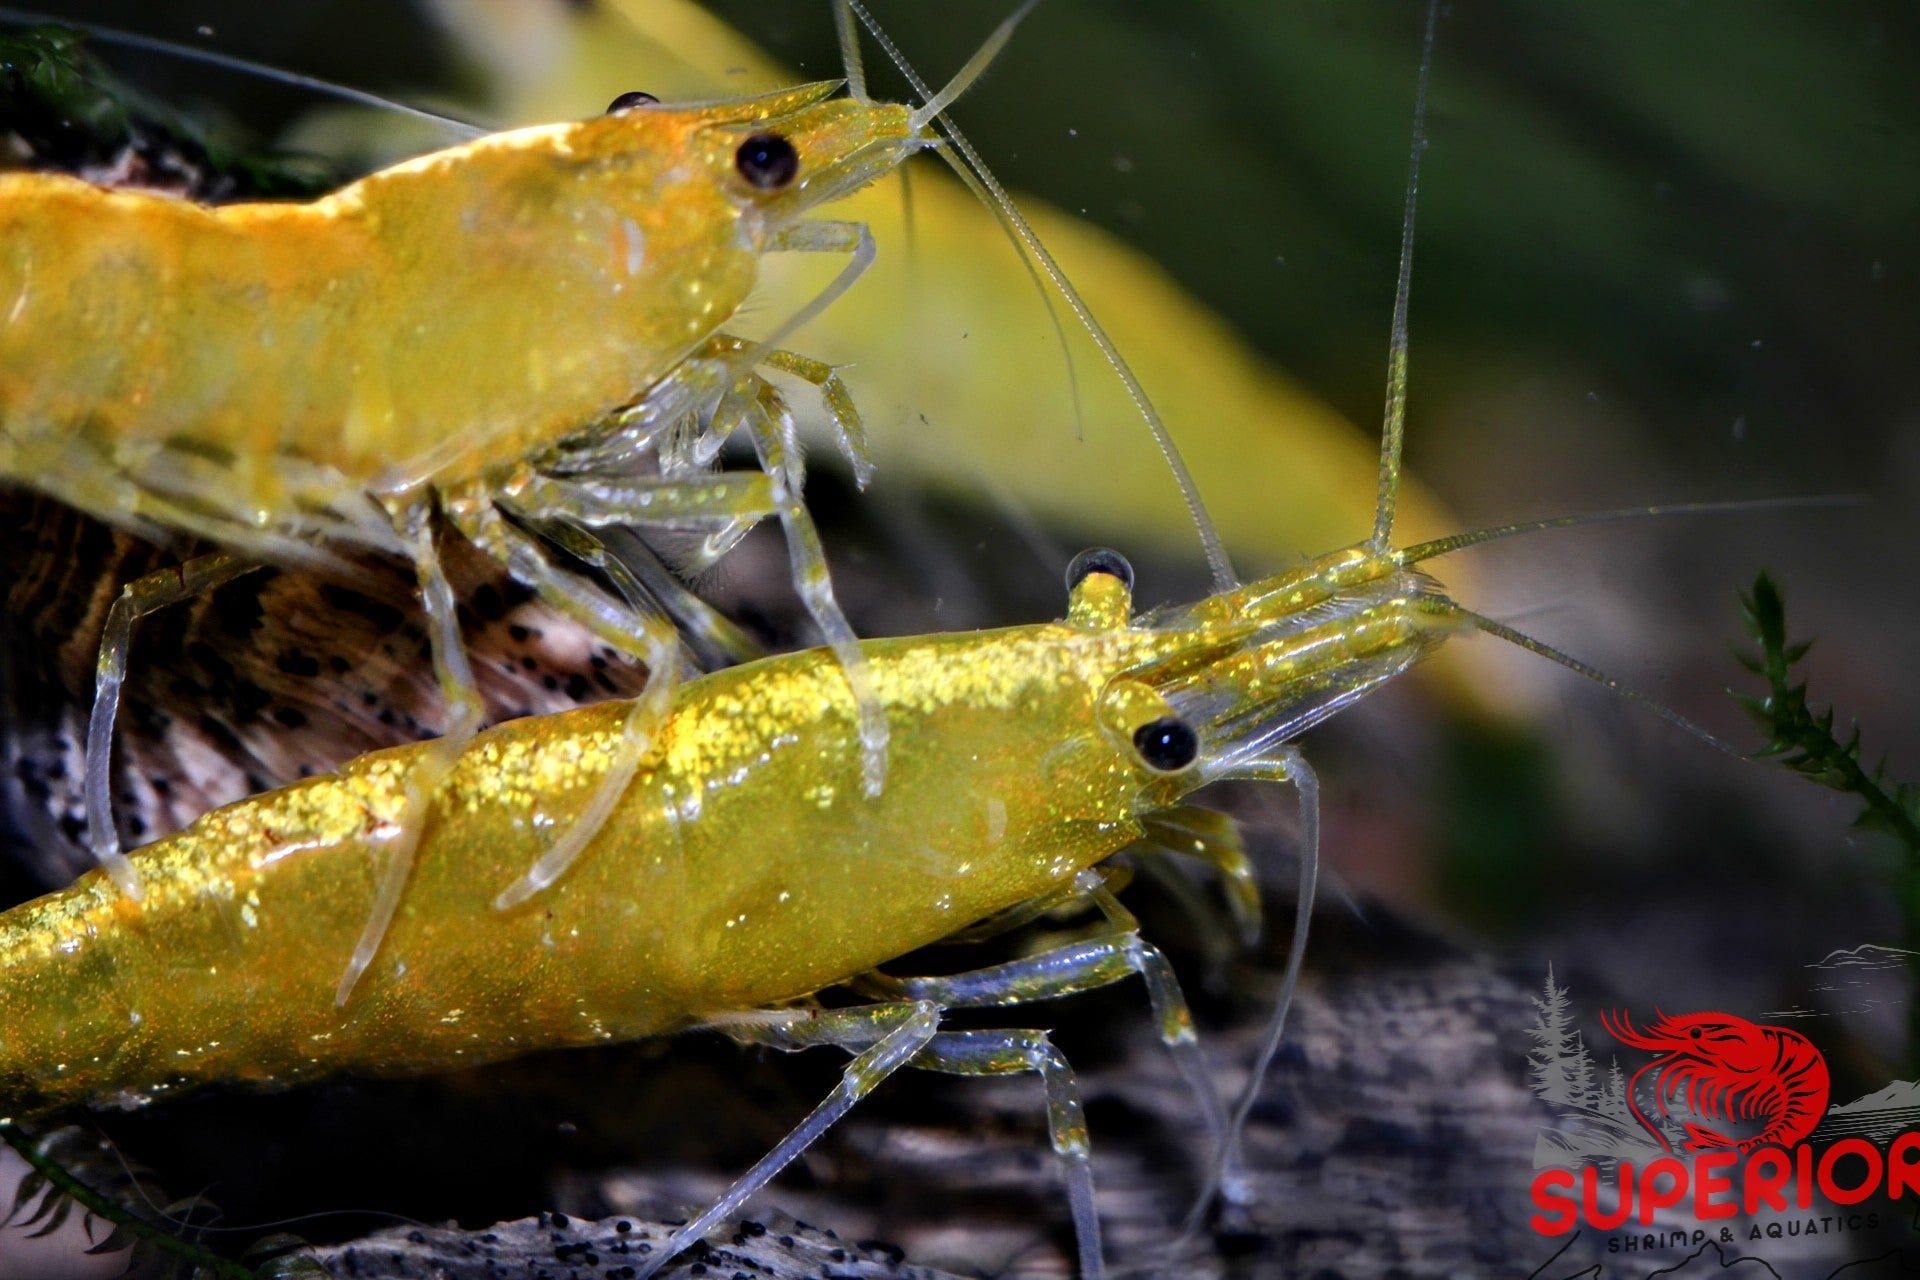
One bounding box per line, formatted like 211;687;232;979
0;623;1147;1112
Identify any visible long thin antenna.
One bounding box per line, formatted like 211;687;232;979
1370;0;1441;551
846;0;1237;591
905;0;1038;133
845;1;1088;454
831;0;868;103
0;6;483;138
930;149;1088;440
1433;600;1744;758
1399;494;1863;566
843;0;1089;449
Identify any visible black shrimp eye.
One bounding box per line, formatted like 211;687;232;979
1065;547;1134;593
735;132;800;190
606;90;660;113
1133;716;1199;773
1689;1027;1702;1039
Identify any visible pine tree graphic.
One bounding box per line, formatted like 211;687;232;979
1528;968;1668;1167
1528;965;1588;1107
1603;1056;1629;1121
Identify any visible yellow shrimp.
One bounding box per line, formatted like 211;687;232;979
0;18;1017;1004
0;514;1469;1278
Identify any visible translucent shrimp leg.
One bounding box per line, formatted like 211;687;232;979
584;369;881;781
731;380;888;797
633;1000;943;1280
1133;805;1264;946
1178;747;1321;1245
582;525;765;669
439;483;704;912
641;909;1226;1280
558;215;874;481
84;552;262;899
476;363;881;906
640;347;869;578
333;498;488;1005
755;220;876;348
726;340;874;486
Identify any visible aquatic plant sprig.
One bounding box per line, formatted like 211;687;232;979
1734;572;1920;854
0;1119;323;1279
1735;571;1920;1065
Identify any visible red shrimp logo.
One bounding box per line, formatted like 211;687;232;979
1527;974;1920;1243
1600;1009;1829;1154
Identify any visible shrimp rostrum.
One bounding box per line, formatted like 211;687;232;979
0;53;963;999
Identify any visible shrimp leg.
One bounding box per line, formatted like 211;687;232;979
734;380;888;796
635;1000;943;1280
907;1031;1104;1280
681;335;874;487
1134;805;1263;946
579;526;765;669
558;218;873;479
862;869;1232;1204
84;552;262;899
758;349;872;486
1209;750;1321;1219
334;498;486;1005
439;487;688;911
648;925;1227;1279
759;218;876;402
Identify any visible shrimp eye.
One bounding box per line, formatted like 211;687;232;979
606;91;661;113
1689;1027;1702;1039
1133;717;1198;772
736;133;800;190
1065;547;1134;593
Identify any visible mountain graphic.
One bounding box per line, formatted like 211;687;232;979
1811;1078;1920;1143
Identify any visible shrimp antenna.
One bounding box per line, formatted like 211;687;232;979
901;1;1035;132
838;1;1090;458
0;6;484;138
1400;494;1863;566
845;0;1238;592
1154;6;1443;1270
1371;0;1440;552
832;0;868;104
1428;600;1743;758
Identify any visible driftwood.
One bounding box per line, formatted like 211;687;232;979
309;1211;962;1280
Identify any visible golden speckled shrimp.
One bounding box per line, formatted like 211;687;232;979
0;506;1466;1279
0;17;1032;1004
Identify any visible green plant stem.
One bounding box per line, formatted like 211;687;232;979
0;1120;252;1280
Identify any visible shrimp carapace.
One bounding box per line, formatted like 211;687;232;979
0;82;916;498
